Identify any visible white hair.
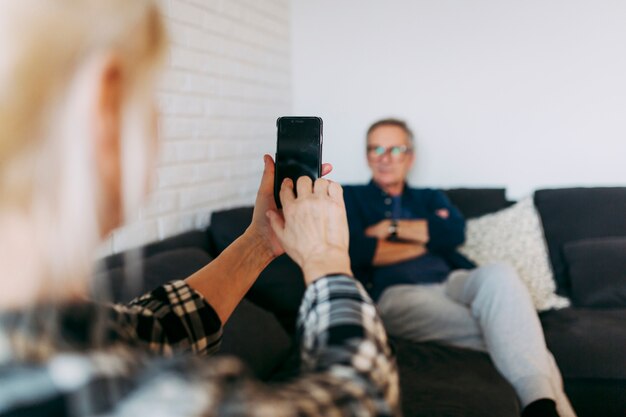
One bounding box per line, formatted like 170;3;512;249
0;0;167;304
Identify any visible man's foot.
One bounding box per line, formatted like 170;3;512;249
522;398;559;417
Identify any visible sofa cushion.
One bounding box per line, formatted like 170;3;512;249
444;188;512;219
246;255;305;332
534;187;626;294
459;197;569;310
95;248;211;303
541;307;626;379
560;379;626;417
394;339;519;417
563;237;626;308
217;298;293;381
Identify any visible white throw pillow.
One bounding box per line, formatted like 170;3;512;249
458;197;570;311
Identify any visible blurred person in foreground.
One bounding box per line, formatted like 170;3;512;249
0;1;398;416
343;118;576;417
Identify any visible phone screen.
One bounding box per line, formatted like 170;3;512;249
274;116;323;208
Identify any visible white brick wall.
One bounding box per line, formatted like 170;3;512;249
104;0;291;255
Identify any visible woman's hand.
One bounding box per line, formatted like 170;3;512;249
246;155;332;261
266;176;352;285
189;156;332;323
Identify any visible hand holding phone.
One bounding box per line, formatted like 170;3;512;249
274;116;323;208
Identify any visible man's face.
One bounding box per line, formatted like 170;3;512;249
366;125;415;190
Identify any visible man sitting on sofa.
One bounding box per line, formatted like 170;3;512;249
343;118;575;417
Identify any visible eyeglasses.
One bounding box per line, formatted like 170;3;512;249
367;145;412;160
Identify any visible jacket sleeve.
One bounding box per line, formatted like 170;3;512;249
344;186;378;268
113;280;223;356
424;190;466;252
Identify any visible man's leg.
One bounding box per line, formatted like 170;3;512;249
445;263;575;417
377;283;487;351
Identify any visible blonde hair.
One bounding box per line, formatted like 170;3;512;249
0;0;167;303
0;0;166;201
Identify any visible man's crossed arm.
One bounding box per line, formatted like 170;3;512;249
365;219;429;266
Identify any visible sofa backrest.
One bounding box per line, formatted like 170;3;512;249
101;230;211;270
95;248;213;303
534;187;626;295
444;188;513;219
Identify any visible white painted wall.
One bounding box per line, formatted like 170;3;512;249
291;0;626;198
104;0;291;254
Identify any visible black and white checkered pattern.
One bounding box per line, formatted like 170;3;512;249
0;277;399;416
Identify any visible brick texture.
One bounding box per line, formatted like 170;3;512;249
107;0;291;254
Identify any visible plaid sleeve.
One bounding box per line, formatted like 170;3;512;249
272;275;400;417
117;275;400;417
112;280;222;356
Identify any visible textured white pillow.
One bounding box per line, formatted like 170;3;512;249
458;197;570;311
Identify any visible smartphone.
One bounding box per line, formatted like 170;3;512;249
274;116;323;208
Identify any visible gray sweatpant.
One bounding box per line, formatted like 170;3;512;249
377;262;576;417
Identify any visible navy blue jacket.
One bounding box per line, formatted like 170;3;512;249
343;181;475;299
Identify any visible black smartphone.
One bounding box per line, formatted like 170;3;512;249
274;116;323;208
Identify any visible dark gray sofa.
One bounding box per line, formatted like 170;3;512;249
96;187;626;417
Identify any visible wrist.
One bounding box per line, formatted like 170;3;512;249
301;250;352;286
242;227;277;265
387;219;399;241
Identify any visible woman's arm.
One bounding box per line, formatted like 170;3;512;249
113;231;275;356
185;155;282;323
116;275;400;417
184;229;275;324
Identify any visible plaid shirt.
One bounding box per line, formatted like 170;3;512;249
0;276;399;416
